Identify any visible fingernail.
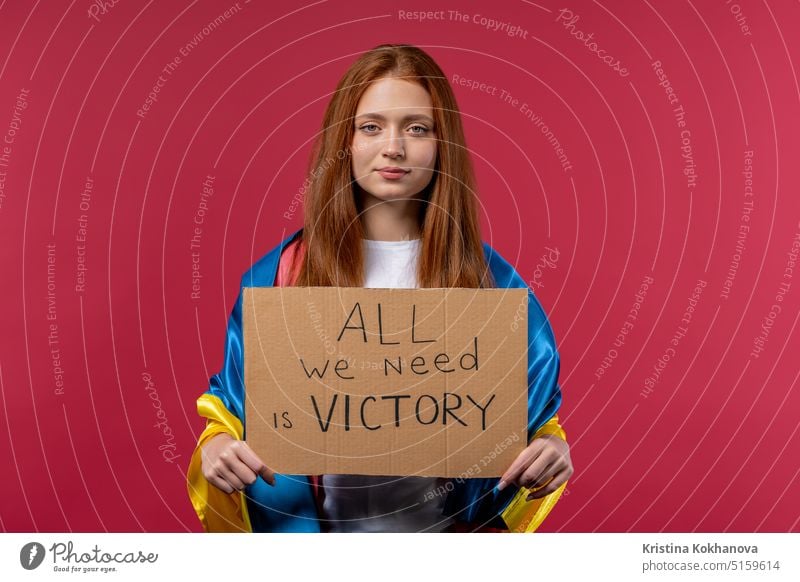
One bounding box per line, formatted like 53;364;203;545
497;479;507;491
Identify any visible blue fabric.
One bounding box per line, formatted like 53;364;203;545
203;228;562;532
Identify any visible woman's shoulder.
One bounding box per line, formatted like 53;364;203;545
483;240;557;343
240;229;303;287
481;240;527;290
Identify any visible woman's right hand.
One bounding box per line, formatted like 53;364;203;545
200;433;276;493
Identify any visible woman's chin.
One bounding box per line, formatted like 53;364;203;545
360;185;421;203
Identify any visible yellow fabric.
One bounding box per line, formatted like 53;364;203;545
500;414;569;533
187;394;568;534
186;394;253;533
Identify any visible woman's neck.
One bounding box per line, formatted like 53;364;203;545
358;189;423;241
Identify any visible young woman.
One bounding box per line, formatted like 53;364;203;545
187;44;572;533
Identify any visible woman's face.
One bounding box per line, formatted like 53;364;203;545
350;77;437;204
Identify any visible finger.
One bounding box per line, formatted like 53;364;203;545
500;442;544;486
207;473;235;494
526;468;570;500
234;442;276;486
217;464;246;491
227;459;259;489
519;457;555;490
258;464;276;486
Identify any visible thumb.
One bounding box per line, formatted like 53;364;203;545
237;441;277;487
258;463;276;487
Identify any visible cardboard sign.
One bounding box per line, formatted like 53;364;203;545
242;287;528;477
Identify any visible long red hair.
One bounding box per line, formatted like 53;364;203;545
293;43;494;289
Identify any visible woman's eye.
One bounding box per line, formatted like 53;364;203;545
359;124;429;134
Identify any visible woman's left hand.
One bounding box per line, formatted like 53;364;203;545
497;434;573;501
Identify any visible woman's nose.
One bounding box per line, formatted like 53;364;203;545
381;130;404;157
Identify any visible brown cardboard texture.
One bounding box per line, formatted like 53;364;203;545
243;287;528;477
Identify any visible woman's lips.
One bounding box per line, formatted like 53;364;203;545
376;168;409;180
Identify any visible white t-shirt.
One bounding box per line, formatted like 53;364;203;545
320;238;456;533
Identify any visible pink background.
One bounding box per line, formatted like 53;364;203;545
1;0;798;532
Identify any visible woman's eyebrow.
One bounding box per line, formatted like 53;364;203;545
355;112;434;123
